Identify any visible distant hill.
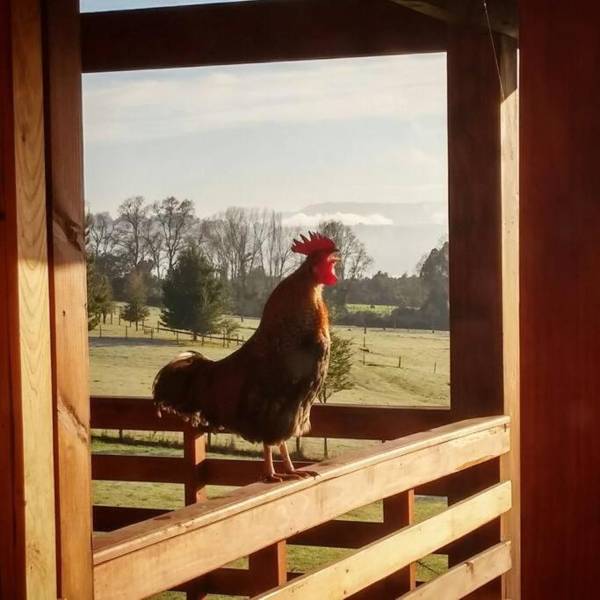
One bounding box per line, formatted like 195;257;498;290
285;202;448;275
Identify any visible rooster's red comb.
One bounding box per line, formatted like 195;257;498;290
291;231;337;256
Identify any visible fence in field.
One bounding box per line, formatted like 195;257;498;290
90;395;512;599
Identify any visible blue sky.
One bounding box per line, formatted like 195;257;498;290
81;1;447;272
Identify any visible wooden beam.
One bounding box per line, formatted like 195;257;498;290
254;482;511;599
446;26;519;599
520;2;600;598
397;542;511;600
80;0;447;73
42;1;94;597
92;454;188;483
0;0;57;597
90;395;452;439
93;506;170;532
498;34;520;600
390;0;518;39
92;417;508;600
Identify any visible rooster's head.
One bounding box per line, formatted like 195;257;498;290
291;232;340;286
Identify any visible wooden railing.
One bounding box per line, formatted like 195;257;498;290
90;397;511;599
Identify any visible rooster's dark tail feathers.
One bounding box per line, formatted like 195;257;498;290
153;351;211;428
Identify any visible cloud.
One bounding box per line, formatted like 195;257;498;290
83;54;446;143
283;212;394;228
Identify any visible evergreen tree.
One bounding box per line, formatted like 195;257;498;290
161;244;226;339
318;331;354;457
87;257;113;331
121;270;150;328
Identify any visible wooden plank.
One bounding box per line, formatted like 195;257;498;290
91;395;187;431
498;35;519;600
249;542;287;596
254;482;512;599
92;417;509;600
94;506;170;532
42;1;94;597
447;28;504;423
390;0;518;38
447;25;509;599
205;458;314;486
291;520;386;549
397;542;511;600
0;0;57;597
92;454;188;483
520;2;600;598
183;428;207;504
80;0;447;73
0;1;19;595
91;395;452;439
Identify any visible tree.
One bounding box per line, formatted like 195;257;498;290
87;258;113;330
318;220;373;318
117;196;149;270
121;270;150;328
318;331;354;457
152;196;196;273
86;211;118;258
161;244;226;339
418;241;449;330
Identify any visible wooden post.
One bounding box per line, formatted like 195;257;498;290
446;24;519;600
183;427;207;505
0;0;58;596
183;428;207;599
520;3;600;598
249;542;288;596
382;491;416;593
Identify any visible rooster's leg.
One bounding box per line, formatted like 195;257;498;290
263;444;284;483
279;441;318;479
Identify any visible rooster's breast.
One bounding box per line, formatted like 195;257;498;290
233;331;330;445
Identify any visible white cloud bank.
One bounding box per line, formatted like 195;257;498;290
283;212;394;228
83;54;446;144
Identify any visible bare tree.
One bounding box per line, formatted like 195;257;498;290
264;211;296;281
318;220;373;280
142;217;166;279
116;196;149;270
86;211;118;258
152;196;195;273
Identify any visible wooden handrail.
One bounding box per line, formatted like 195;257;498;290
90;395;451;440
92;416;509;600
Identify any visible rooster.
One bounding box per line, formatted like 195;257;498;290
153;232;339;482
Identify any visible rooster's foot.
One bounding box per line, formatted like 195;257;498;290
288;469;319;479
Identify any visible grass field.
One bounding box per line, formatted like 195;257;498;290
346;303;396;315
90;306;450;597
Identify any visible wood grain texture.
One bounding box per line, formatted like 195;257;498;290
0;2;20;595
255;482;511;599
183;428;207;504
80;0;447;73
398;542;511;600
498;35;520;600
42;1;94;597
447;26;512;598
92;418;509;600
249;542;287;597
520;2;600;598
1;0;57;597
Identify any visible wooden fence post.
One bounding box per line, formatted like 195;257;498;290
249;541;287;596
183;427;207;599
350;490;416;599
